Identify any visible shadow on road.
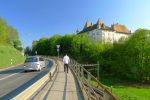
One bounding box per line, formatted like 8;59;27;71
0;69;23;74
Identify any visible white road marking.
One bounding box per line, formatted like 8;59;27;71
0;71;22;81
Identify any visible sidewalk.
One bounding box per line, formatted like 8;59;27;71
32;61;84;100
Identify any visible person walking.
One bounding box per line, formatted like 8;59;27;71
63;54;70;73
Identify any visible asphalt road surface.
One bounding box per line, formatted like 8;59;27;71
0;60;52;99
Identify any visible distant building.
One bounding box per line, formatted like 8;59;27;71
32;40;38;48
79;19;131;43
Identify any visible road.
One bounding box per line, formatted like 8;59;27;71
30;61;84;100
0;60;53;99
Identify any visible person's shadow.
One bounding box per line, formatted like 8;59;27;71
63;72;67;100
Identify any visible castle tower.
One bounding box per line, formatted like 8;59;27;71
97;18;103;25
97;19;103;29
84;21;91;29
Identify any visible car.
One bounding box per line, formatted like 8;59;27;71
24;56;45;72
39;57;46;68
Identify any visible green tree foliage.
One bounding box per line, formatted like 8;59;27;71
103;29;150;82
24;46;32;56
6;26;19;45
125;29;150;81
0;18;8;43
59;34;74;55
70;33;93;61
0;17;21;50
33;38;50;55
13;39;22;50
33;35;62;55
33;29;150;82
48;35;62;55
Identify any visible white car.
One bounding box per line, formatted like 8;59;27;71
24;56;45;72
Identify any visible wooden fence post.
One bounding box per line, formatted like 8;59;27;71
97;61;100;81
88;74;91;99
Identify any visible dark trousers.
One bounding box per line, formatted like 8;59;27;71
64;64;68;73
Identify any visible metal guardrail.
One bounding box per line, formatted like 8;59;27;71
69;58;117;100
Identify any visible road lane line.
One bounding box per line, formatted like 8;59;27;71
0;71;23;81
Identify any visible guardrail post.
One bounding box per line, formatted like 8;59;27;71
72;61;74;70
81;66;84;78
49;72;52;81
103;88;110;100
72;60;74;68
76;64;78;76
76;64;78;75
74;63;76;73
77;64;79;77
78;65;80;77
88;74;91;99
76;63;78;74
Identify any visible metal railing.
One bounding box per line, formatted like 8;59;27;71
69;58;117;100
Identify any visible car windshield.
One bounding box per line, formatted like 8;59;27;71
25;57;38;62
39;58;44;61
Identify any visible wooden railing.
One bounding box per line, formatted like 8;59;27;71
40;56;117;100
69;58;118;100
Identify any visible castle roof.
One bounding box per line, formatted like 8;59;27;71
79;19;130;34
79;19;110;33
112;23;130;33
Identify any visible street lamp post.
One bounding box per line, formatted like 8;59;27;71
56;45;60;60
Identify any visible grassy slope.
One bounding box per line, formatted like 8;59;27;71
0;45;25;68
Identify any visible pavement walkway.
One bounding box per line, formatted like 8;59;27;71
32;60;84;100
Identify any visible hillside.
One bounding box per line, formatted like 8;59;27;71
0;45;25;68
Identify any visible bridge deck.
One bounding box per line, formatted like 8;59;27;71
32;61;84;100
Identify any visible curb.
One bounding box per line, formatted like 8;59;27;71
11;58;57;100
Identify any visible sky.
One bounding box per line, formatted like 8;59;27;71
0;0;150;47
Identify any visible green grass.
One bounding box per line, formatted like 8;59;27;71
100;77;150;100
112;86;150;100
75;67;150;100
0;45;25;68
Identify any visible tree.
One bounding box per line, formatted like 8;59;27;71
48;35;62;56
24;46;32;56
125;29;150;81
6;25;19;45
13;39;21;48
0;17;22;49
32;29;150;82
0;18;8;43
33;38;50;55
103;29;150;82
59;34;74;56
